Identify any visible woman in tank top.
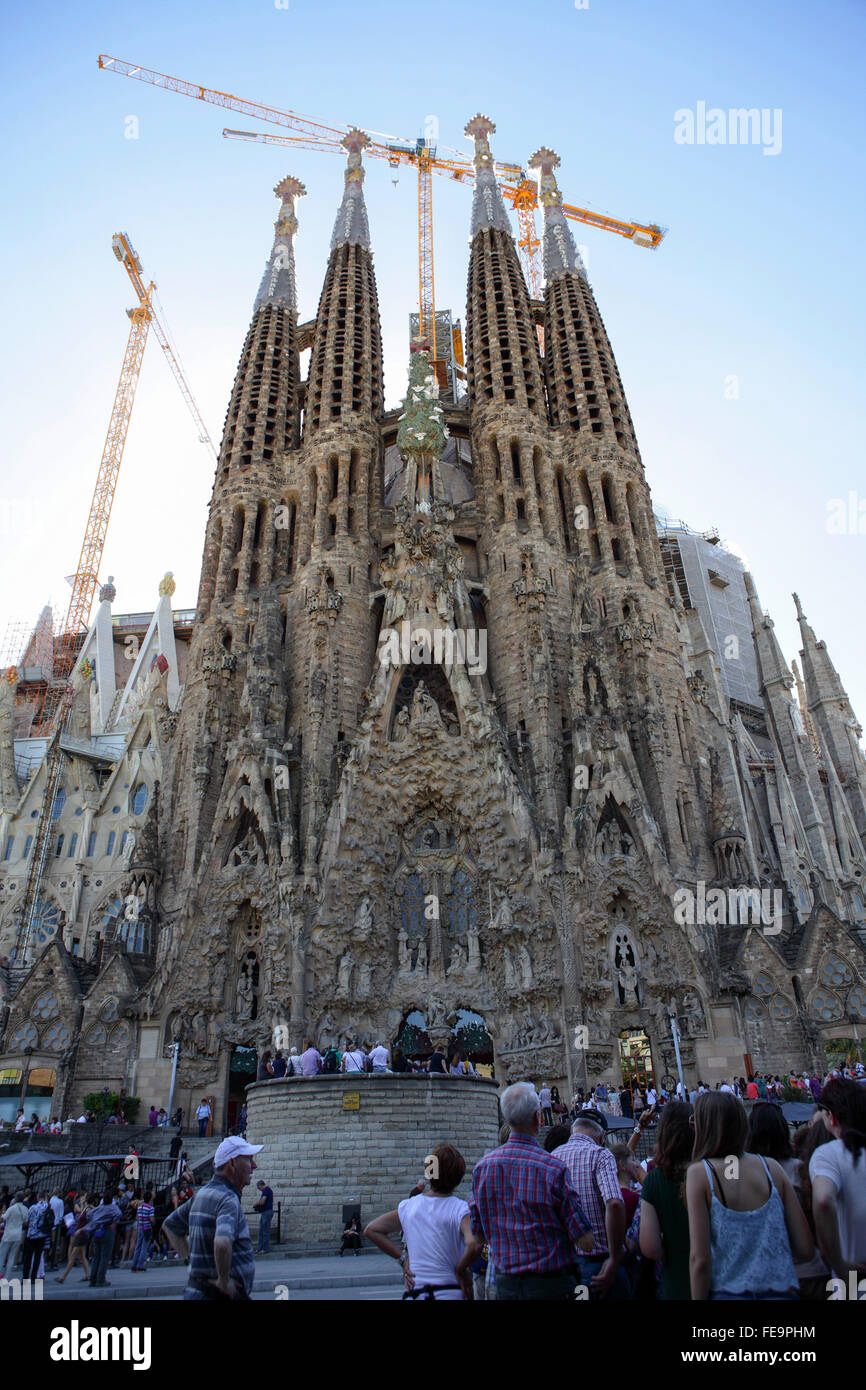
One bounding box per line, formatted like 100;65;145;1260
686;1091;813;1299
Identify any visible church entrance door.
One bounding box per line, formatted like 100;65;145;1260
619;1028;654;1091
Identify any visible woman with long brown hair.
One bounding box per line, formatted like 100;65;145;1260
639;1101;693;1299
686;1092;813;1299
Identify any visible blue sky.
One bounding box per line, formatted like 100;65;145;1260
1;0;865;724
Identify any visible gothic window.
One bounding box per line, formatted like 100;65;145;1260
101;898;126;935
852;892;864;920
769;994;795;1022
793;874;811;913
809;988;843;1022
27;898;62;947
132;783;148;815
42;1018;72;1051
51;788;66;819
847;985;866;1019
753;971;773;998
32;989;60;1021
743;998;765;1023
100;998;119;1022
84;1023;108;1047
819;953;853;988
400;874;426;940
444;870;476;940
110;1022;131;1049
10;1020;39;1050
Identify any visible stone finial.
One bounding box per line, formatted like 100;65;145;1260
159;571;176;598
255;174;304;311
528;147;563;206
464;114;496;166
341;127;370;184
528;145;585;283
464;114;512;238
99;575;117;604
792;592;806;621
330;129;372;252
274;176;306;241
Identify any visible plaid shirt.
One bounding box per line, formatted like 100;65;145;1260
468;1133;591;1275
558;1133;624;1257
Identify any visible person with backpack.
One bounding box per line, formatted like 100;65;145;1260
322;1046;340;1074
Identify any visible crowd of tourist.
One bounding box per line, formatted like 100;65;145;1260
0;1168;197;1284
360;1074;866;1300
255;1040;486;1082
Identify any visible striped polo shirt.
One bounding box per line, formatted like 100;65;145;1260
163;1176;255;1296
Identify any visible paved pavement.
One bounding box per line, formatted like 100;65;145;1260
36;1249;404;1302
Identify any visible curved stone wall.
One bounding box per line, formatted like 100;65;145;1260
245;1073;500;1245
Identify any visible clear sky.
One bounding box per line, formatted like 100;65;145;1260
1;0;864;724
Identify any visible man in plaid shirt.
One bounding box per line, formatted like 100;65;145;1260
558;1110;629;1299
469;1082;594;1300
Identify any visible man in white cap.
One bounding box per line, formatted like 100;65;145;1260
162;1135;263;1300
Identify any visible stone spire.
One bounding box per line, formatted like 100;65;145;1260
527;147;586;282
254;176;305;313
465;114;512;237
330;128;372;253
794;591;866;842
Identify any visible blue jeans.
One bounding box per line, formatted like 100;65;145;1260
256;1212;272;1253
89;1229;113;1285
131;1229;151;1270
198;1118;208;1137
495;1269;577;1300
575;1254;633;1301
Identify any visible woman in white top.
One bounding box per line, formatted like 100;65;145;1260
0;1191;29;1276
365;1142;481;1299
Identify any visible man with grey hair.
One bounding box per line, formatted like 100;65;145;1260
468;1082;594;1299
163;1136;262;1299
559;1109;628;1299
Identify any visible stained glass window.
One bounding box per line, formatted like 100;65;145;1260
132;783;148;815
820;954;853;988
9;1020;38;1049
743;998;765;1022
753;971;773;998
400;873;426;940
809;988;843;1022
42;1019;71;1051
847;985;866;1019
770;994;795;1022
444;869;476;939
32;989;59;1021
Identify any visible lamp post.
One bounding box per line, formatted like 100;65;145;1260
166;1042;180;1122
668;1007;685;1093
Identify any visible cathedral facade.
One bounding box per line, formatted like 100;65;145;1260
2;119;866;1129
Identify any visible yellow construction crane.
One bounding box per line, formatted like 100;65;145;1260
98;54;665;382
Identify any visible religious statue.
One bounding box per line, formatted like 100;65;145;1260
415;938;428;973
236;968;254;1019
517;943;534;990
504;947;519;992
448;943;466;976
354;897;373;942
467;924;481;973
337;950;354;997
397;928;411;973
681;989;706;1037
356;960;372;999
392;707;410;743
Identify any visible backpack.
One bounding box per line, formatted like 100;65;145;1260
323;1048;339;1074
40;1203;55;1237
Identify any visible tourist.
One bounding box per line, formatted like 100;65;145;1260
639;1101;693;1300
789;1121;833;1298
130;1188;155;1272
550;1087;567;1122
196;1097;212;1138
810;1077;866;1280
47;1188;64;1270
539;1083;553;1126
391;1047;409;1074
746;1101;798;1180
268;1051;287;1078
543;1124;572;1154
340;1214;362;1256
560;1110;629;1300
148;1105;159;1127
162;1136;263;1300
646;1083;658;1108
21;1192;51;1282
321;1043;340;1073
368;1041;389;1073
286;1047;300;1076
619;1085;633;1120
85;1190;123;1288
300;1038;324;1075
120;1188;140;1263
427;1045;448;1075
257;1052;272;1081
0;1189;28;1277
632;1085;645;1118
610;1144;643;1224
746;1075;759;1100
55;1194;93;1285
157;1108;169;1127
14;1107;26;1132
468;1082;593;1300
253;1178;274;1254
685;1091;813;1299
341;1041;367;1074
365;1142;480;1299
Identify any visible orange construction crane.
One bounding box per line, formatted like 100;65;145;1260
12;235;215;966
98;54;664;380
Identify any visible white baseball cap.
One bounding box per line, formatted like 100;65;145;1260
214;1136;263;1167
